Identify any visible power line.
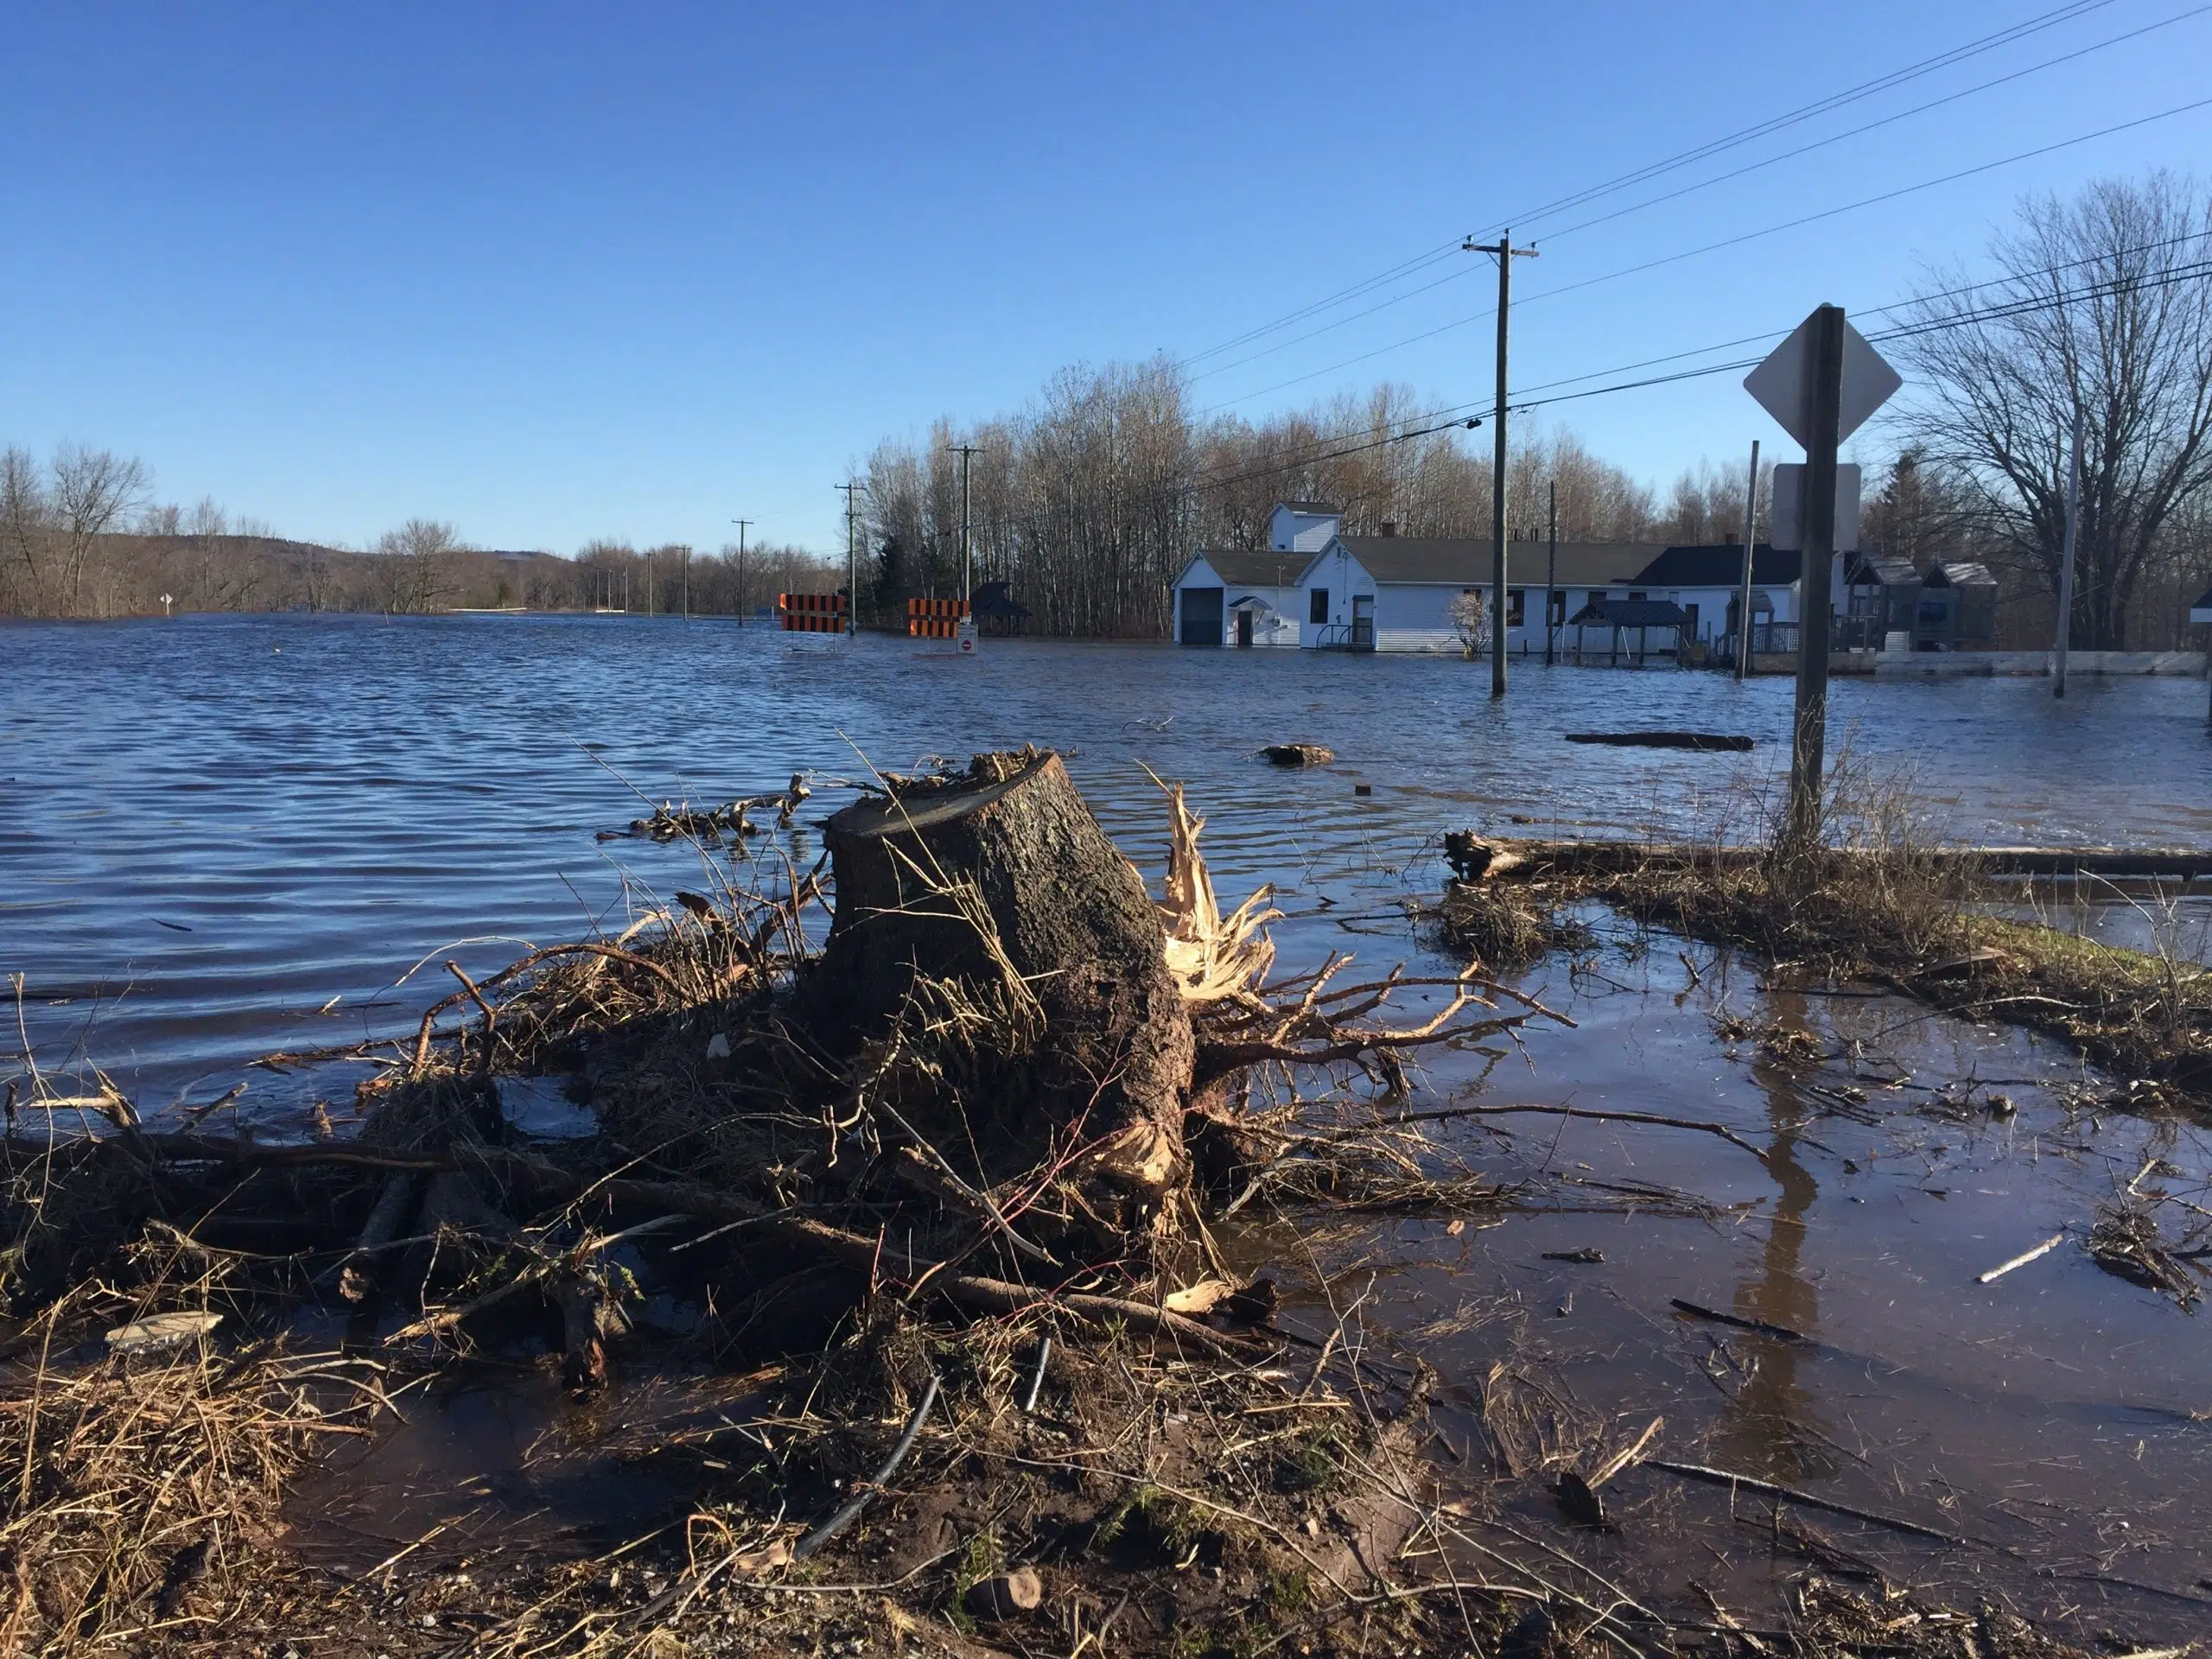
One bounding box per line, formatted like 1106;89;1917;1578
1532;3;2210;244
1178;0;2122;370
1187;3;2208;388
1468;0;2120;237
1160;254;2212;516
1175;229;2212;499
1197;91;2212;415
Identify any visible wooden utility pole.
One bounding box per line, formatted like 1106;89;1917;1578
837;481;861;637
1784;306;1847;854
950;442;982;604
1735;439;1761;681
730;519;753;624
2055;402;2082;697
1466;232;1538;697
1544;480;1558;667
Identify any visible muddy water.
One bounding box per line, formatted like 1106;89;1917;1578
8;613;2212;1637
1258;908;2212;1641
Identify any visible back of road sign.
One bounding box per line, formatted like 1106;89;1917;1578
1769;463;1862;552
1745;313;1902;448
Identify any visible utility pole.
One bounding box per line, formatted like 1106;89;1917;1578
836;481;861;637
1784;306;1847;855
1735;439;1761;681
1465;232;1538;698
950;442;982;604
2055;402;2082;698
730;519;753;624
1544;480;1558;668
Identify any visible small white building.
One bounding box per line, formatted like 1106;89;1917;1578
1171;502;1341;646
1171;548;1306;646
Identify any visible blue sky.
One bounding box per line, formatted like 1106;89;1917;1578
3;2;2208;555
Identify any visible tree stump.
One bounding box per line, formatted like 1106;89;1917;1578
814;749;1194;1240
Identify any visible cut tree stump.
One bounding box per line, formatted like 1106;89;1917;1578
815;749;1194;1238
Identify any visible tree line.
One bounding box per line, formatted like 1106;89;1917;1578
861;172;2211;649
9;175;2205;647
0;462;840;620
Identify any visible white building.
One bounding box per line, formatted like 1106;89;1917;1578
1618;543;1804;657
1298;530;1662;653
1170;502;1342;646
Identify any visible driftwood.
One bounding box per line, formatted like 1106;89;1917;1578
1446;834;2212;884
73;1134;1268;1360
339;1173;416;1303
1563;732;1752;752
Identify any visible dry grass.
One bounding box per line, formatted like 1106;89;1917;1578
0;1255;388;1652
1446;750;2212;1093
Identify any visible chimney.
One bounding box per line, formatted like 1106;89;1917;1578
1725;530;1739;544
1380;520;1398;537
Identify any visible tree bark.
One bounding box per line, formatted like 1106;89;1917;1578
814;749;1193;1237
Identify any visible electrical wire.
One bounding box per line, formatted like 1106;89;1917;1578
1179;0;2123;369
1168;228;2212;499
1186;3;2209;388
1198;91;2212;415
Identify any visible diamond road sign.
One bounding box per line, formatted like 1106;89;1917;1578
1744;309;1903;449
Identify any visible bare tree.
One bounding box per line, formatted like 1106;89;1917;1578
373;518;466;613
1898;173;2212;648
1;447;54;614
51;445;149;616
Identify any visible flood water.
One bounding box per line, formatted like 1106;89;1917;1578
6;613;2208;1114
9;613;2212;1640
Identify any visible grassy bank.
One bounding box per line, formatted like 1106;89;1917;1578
1440;779;2211;1096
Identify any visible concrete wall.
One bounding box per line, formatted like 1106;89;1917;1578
1872;649;2206;677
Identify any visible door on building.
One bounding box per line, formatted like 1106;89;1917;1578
1351;594;1375;650
1179;587;1224;645
1235;608;1255;647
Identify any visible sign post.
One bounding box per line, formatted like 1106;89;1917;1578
1745;306;1900;855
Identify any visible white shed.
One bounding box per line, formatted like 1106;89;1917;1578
1172;549;1306;647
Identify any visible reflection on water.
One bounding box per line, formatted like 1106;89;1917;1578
4;613;2208;1116
1716;993;1829;1482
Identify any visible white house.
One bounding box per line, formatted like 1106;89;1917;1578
1171;502;1344;647
1298;530;1662;653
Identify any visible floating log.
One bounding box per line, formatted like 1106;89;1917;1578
1563;731;1754;752
815;749;1196;1238
1444;833;2212;884
1262;743;1335;767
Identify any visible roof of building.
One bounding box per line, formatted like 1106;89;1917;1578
1180;549;1307;588
1926;560;1998;588
1629;543;1802;588
1846;552;1921;587
1278;499;1339;515
2192;586;2212;619
1567;597;1693;627
971;579;1029;619
1324;537;1663;588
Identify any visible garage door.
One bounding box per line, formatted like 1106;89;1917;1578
1179;587;1223;645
